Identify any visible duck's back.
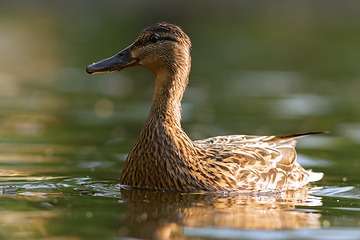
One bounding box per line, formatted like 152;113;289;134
195;133;323;191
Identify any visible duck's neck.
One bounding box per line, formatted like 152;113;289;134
149;61;190;126
121;56;202;190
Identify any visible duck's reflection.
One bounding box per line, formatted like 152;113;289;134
119;188;322;239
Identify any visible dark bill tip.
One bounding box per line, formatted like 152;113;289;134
86;64;97;74
86;55;123;74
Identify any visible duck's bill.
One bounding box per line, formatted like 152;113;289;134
86;45;139;74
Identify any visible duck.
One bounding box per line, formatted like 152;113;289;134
86;22;324;192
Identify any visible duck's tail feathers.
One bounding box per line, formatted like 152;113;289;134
307;170;324;182
273;131;330;142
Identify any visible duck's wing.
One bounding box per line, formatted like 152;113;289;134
194;132;325;191
194;131;326;148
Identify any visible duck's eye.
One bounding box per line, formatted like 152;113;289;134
149;35;159;43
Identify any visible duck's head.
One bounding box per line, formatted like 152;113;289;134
86;22;191;76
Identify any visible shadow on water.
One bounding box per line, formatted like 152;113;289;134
0;166;324;240
119;187;322;239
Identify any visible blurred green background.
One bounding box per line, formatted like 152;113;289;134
2;0;360;143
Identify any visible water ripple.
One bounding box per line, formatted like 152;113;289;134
313;186;360;199
184;227;360;240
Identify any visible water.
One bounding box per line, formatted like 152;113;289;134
1;1;360;239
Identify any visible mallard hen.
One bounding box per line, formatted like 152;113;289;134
86;22;324;192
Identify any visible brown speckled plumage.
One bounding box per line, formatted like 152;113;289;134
87;22;324;192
